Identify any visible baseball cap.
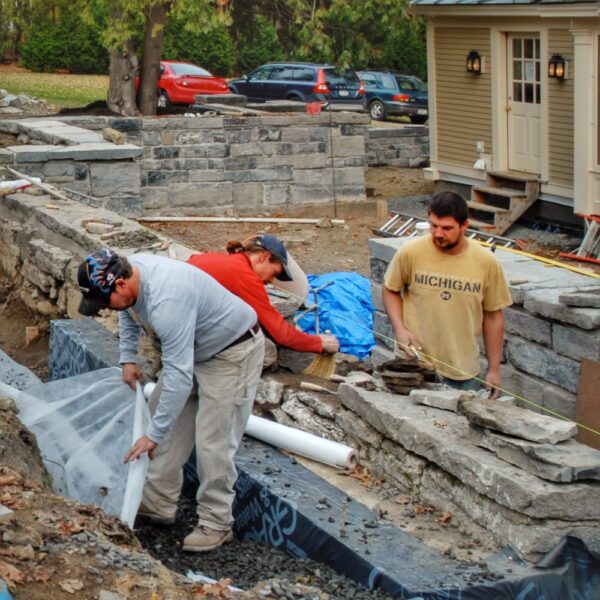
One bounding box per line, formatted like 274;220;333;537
252;234;293;281
77;249;124;316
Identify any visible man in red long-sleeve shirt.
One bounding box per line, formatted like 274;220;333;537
188;234;338;365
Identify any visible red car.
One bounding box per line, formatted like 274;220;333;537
155;60;230;108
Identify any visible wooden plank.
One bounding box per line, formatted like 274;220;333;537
575;359;600;450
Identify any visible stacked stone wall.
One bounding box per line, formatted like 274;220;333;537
367;126;429;167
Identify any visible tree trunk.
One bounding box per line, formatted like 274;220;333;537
138;1;171;116
107;41;139;116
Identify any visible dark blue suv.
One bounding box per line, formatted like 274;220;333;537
357;70;428;123
229;62;366;110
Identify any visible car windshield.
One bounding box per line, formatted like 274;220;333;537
169;63;212;77
324;68;360;85
395;76;427;92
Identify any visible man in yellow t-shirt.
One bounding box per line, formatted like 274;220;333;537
382;191;512;395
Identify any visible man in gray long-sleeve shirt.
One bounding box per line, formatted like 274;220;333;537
77;249;265;552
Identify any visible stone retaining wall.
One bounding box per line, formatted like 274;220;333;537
1;116;429;218
368;236;600;420
367;126;429;168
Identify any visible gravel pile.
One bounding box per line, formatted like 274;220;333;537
135;494;395;599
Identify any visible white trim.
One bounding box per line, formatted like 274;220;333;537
491;29;507;173
426;20;438;164
410;5;600;19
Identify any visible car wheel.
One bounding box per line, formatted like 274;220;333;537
287;94;302;102
410;114;428;125
369;100;386;121
229;85;238;94
157;90;172;110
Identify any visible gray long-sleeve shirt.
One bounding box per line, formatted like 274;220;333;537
118;254;256;443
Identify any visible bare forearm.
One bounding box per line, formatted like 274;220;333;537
382;285;407;337
483;310;504;371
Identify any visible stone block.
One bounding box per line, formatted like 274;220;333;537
335;407;383;448
504;306;552;346
373;311;394;350
258;127;282;142
153;146;180;159
370;344;395;367
0;504;13;523
264;185;290;206
337;383;600;521
367;441;426;492
523;288;600;330
232;182;264;208
254;377;285;410
371;283;384;312
22;260;55;293
225;129;253;144
28;239;72;280
559;289;600;308
180;143;229;158
470;426;600;482
224;156;258;171
104;195;143;217
410;389;474;413
0;148;13;164
552;323;600;362
458;397;577;443
290;388;339;420
146;170;188;187
280;395;346;442
142;131;161;146
506;336;580;393
187;170;226;183
331;136;365;158
168;182;232;208
90;162;140;196
43;160;74;178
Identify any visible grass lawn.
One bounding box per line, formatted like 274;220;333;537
0;66;108;107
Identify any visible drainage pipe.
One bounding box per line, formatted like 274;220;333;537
143;382;358;469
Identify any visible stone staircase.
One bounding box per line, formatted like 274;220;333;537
468;170;540;235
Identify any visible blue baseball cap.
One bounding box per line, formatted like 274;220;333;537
77;248;124;316
253;234;293;281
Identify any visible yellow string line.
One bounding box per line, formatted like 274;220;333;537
480;241;600;279
272;282;600;439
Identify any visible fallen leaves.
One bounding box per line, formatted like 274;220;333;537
0;545;35;561
32;567;54;583
434;419;448;429
0;561;25;590
57;517;86;536
414;504;434;515
0;493;24;510
193;579;235;598
438;511;453;524
343;465;385;488
0;475;18;487
59;578;84;594
115;573;138;595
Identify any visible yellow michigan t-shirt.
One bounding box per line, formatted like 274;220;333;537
384;236;512;380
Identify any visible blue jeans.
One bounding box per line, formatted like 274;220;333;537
442;375;483;392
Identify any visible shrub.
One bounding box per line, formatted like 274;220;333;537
20;8;108;74
162;17;235;77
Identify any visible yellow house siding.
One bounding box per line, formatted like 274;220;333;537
547;28;574;187
434;27;492;167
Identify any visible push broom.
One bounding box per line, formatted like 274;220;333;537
302;281;337;379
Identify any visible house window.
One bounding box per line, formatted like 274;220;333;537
512;37;541;104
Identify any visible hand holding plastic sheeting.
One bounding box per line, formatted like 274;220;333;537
124;435;157;463
122;362;145;389
2;368;151;527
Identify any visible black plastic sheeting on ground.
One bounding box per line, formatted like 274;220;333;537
185;438;600;599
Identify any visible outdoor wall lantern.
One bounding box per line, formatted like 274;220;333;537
466;50;482;74
548;54;567;80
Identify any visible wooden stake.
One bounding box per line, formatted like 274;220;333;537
138;216;346;226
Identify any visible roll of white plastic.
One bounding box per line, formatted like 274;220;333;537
245;414;358;470
143;381;359;470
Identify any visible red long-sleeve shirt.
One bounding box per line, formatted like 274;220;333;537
187;252;323;353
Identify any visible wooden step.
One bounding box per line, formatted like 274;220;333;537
467;218;497;230
473;186;527;199
467;201;510;214
487;169;540;182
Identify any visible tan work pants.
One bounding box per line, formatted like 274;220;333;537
142;329;264;531
263;337;277;368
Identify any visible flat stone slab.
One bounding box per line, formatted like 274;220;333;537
338;383;600;521
458;397;577;444
559;288;600;308
409;388;475;412
9;143;142;162
469;426;600;482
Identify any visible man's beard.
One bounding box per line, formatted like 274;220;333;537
433;236;459;251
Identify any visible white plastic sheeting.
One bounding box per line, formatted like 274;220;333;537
0;368;150;527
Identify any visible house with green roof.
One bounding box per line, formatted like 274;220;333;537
410;0;599;233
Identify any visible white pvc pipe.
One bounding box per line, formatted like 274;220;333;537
246;415;357;469
143;382;358;469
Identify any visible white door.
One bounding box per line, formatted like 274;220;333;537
507;35;541;174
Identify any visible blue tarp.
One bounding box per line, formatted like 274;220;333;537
296;272;376;359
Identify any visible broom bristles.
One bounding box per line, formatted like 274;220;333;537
303;353;336;379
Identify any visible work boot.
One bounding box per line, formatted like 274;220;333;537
135;503;176;526
182;525;233;552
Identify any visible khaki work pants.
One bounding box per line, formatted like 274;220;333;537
263;337;277;368
142;329;264;531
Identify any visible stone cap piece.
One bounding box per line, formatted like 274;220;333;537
458;397;577;444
